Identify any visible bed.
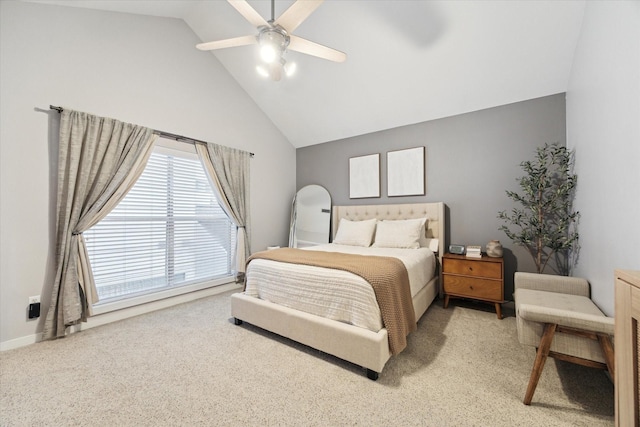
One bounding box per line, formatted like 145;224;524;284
230;202;446;379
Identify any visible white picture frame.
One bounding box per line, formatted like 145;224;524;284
387;146;425;197
349;153;380;199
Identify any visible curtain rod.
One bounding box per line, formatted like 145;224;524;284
49;105;254;157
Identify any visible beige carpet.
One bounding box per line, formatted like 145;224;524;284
1;291;614;426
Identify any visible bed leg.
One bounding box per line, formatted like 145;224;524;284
366;369;379;381
234;318;243;325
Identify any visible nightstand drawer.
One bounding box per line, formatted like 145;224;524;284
442;258;502;279
443;275;502;301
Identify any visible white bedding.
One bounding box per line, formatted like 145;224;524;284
244;244;436;333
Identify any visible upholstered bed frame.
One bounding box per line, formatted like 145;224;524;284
231;202;446;379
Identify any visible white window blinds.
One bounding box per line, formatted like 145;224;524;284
85;142;236;302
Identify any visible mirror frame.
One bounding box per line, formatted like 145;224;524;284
289;185;331;248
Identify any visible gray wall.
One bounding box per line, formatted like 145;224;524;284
297;94;567;298
566;1;640;315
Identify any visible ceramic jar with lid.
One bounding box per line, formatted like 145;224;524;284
486;240;503;257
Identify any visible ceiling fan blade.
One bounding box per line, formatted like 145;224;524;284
227;0;269;28
288;35;347;63
274;0;324;32
196;35;257;51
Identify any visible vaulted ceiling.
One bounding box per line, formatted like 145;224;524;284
29;1;586;147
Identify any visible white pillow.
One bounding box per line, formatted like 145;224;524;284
417;217;430;248
333;218;377;247
424;238;440;253
372;218;427;249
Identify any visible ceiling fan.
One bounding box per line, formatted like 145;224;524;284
196;0;347;81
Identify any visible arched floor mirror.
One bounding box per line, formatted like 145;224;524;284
289;185;331;248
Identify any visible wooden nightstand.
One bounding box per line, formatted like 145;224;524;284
442;253;505;319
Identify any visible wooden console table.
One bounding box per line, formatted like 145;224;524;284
615;269;640;426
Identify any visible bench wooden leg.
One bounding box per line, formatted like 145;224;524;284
524;323;556;405
597;333;615;378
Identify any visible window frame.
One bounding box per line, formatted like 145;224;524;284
89;138;236;316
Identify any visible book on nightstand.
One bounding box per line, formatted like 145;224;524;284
465;245;482;258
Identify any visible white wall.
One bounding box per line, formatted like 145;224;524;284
566;1;640;315
0;2;296;347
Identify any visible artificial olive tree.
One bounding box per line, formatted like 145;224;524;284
498;143;580;276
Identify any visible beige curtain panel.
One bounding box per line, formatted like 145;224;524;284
196;143;251;281
43;109;157;340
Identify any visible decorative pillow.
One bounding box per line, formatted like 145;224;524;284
424;238;439;253
372;218;427;249
333;218;377;247
417;217;430;248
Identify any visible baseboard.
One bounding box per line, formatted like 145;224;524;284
0;333;43;351
0;282;242;352
76;282;241;332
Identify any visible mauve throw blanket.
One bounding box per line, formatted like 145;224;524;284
246;247;417;355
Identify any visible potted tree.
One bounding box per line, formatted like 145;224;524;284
498;143;580;276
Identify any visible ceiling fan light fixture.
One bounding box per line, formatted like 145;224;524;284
283;60;296;77
264;60;281;81
256;60;287;81
258;26;289;64
259;44;278;63
256;64;270;78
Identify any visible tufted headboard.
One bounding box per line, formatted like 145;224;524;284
331;202;446;266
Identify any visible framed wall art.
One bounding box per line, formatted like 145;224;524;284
349;153;380;199
387;146;425;197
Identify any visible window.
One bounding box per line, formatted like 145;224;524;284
85;139;236;305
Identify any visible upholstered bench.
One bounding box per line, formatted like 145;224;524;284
514;272;614;405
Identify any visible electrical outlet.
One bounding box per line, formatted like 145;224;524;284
28;295;41;319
